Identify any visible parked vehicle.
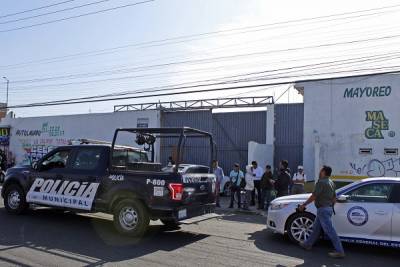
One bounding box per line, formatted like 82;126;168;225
267;177;400;248
2;127;218;237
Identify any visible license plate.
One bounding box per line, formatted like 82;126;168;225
178;209;187;219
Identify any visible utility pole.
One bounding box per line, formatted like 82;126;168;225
2;77;9;111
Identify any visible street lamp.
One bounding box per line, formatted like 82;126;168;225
2;77;9;110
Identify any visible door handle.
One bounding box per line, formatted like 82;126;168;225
375;210;387;215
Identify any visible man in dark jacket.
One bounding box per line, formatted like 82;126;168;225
260;165;274;210
275;160;291;197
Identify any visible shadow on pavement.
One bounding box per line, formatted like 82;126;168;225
0;208;208;266
249;229;400;267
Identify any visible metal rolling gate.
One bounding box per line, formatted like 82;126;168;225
161;110;266;171
274;103;304;173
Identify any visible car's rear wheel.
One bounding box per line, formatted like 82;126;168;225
286;212;315;243
113;199;149;237
4;184;28;214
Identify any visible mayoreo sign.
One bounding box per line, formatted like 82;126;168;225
365;111;389;139
344;86;391;98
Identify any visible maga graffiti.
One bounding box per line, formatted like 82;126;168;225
350;158;400;177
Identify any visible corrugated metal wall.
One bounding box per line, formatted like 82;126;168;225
161;110;266;172
160;110;212;167
212;112;266;171
274;103;304;174
160;104;304;175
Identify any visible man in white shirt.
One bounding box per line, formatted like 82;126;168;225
292;165;306;194
250;161;263;208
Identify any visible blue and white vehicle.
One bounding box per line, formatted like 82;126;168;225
267;177;400;248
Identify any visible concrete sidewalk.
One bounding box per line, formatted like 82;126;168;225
216;196;267;216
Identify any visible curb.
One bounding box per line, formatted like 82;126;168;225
216;207;266;216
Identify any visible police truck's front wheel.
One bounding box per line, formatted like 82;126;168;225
4;184;28;215
113;199;149;237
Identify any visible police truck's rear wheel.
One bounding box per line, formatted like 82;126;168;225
4;184;28;214
113;199;149;237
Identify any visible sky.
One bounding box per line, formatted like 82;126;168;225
1;0;400;117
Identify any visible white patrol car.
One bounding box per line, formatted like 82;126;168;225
267;177;400;248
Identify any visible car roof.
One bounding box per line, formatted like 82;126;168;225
360;177;400;182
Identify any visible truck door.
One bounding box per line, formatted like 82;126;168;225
26;148;73;207
66;146;106;211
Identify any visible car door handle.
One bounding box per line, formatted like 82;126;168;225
375;210;387;215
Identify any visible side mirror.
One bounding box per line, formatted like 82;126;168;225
337;195;348;203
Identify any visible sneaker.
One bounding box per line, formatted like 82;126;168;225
299;242;312;251
328;252;345;258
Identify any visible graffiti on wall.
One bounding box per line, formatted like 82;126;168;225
16;122;69;164
350;158;400;177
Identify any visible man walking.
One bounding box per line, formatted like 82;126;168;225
250;161;263;208
275;160;291;197
298;165;345;258
292;165;306;194
260;165;274;211
212;160;224;208
229;163;244;208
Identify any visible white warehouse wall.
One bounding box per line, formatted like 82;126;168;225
0;110;160;165
297;73;400;181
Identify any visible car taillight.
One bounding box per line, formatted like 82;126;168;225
168;183;183;201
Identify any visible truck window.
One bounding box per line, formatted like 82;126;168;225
41;149;71;171
112;149;150;170
72;147;102;170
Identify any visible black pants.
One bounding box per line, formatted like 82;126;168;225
251;180;261;207
230;186;241;208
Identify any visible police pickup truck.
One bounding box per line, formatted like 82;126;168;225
1;127;217;237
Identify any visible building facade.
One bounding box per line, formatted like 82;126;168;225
296;72;399;182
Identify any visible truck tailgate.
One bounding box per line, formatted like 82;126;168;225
182;174;216;204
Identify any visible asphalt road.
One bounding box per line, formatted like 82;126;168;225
0;197;398;267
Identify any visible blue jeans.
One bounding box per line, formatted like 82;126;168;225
304;207;344;254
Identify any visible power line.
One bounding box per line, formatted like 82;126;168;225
11;33;400;85
8;67;400;109
9;50;400;101
0;0;115;25
0;0;155;33
1;2;399;68
0;0;77;19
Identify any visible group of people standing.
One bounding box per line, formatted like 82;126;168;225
212;159;307;210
